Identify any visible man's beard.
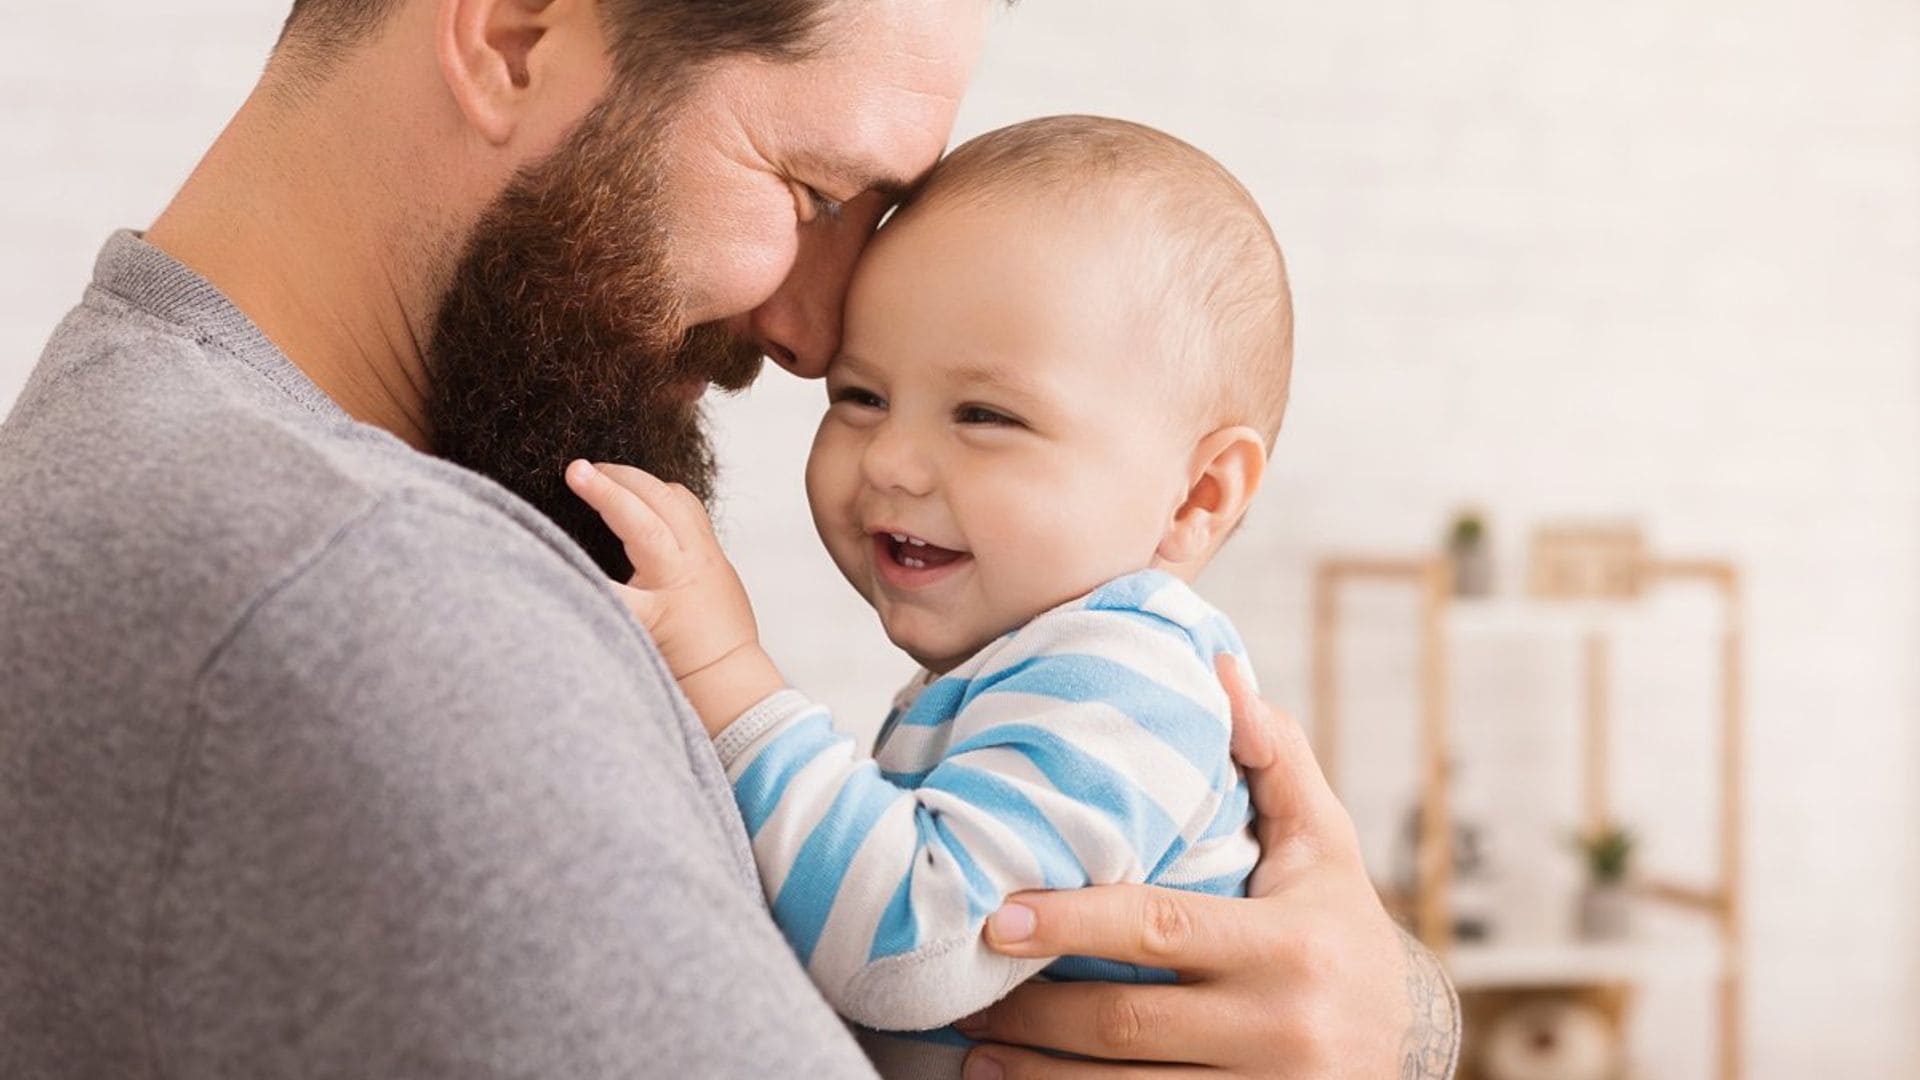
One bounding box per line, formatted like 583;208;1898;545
423;95;764;580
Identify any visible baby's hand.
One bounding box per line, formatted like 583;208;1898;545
565;460;783;731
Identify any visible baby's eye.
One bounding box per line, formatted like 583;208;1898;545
832;386;886;410
955;404;1023;427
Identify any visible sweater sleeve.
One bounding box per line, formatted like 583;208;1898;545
715;608;1237;1031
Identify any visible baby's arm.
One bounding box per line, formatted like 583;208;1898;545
563;459;783;732
715;612;1239;1031
567;460;1238;1028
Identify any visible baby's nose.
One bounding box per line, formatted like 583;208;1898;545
860;426;936;497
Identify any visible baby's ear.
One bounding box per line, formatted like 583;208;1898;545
1156;426;1268;566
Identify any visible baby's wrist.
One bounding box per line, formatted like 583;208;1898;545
677;643;785;738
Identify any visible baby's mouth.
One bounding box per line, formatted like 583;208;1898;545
875;531;968;572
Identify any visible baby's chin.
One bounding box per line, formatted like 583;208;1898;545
885;619;1017;676
894;636;975;677
854;563;1025;673
887;622;998;672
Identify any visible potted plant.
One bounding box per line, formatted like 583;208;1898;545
1570;824;1635;940
1446;510;1493;597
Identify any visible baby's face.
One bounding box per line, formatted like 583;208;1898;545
804;196;1198;673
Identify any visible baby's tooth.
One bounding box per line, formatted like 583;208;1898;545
907;538;927;547
890;532;907;543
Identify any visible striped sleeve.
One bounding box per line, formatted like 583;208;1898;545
715;608;1236;1031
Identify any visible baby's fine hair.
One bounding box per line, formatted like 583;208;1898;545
901;115;1294;448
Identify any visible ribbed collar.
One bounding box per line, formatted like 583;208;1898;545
89;229;350;424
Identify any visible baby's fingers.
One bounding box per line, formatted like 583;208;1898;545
593;462;717;542
565;459;681;579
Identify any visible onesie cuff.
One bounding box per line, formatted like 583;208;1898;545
712;687;816;769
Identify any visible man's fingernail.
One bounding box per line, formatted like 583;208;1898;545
988;902;1036;943
964;1053;1005;1080
955;1011;987;1035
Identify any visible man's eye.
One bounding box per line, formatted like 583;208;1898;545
802;185;845;224
832;386;885;409
956;404;1022;427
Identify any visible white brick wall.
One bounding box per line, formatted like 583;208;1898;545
6;2;1917;1075
0;5;286;382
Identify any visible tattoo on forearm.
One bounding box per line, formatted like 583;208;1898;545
1397;928;1462;1080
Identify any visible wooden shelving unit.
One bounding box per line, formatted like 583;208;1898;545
1310;551;1745;1079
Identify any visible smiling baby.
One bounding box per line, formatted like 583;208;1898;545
567;114;1293;1078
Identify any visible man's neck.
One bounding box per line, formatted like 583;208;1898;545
146;73;463;451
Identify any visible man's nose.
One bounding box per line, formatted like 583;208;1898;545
745;193;892;379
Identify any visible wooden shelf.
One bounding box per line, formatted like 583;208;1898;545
1313;551;1746;1078
1443;597;1642;638
1448;934;1724;992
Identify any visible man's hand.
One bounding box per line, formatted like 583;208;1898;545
565;460;783;732
957;655;1460;1078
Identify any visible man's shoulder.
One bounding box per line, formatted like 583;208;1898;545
5;301;600;633
152;439;664;739
6;301;364;555
188;491;700;826
0;294;636;746
208;487;645;696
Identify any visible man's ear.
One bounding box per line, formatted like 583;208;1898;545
437;0;569;146
1155;426;1268;567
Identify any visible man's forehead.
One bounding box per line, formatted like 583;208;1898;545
793;0;985;178
822;0;990;75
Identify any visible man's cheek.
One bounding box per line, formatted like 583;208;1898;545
675;200;799;325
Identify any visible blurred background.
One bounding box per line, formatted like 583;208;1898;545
6;2;1916;1077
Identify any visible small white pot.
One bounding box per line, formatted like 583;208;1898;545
1577;883;1631;940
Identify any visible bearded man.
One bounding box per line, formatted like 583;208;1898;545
0;1;1457;1077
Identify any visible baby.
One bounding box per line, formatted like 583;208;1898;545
567;115;1293;1077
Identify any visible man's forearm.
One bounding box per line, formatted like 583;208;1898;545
1397;928;1462;1079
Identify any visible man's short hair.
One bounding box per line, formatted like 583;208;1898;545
277;0;833;88
904;115;1295;449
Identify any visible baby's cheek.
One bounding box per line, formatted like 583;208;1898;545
804;426;854;513
985;511;1090;613
802;438;830;509
802;448;856;574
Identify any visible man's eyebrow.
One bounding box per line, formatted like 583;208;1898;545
802;152;927;202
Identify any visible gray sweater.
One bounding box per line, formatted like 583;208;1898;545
0;232;877;1079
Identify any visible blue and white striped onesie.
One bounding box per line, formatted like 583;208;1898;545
711;569;1259;1072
